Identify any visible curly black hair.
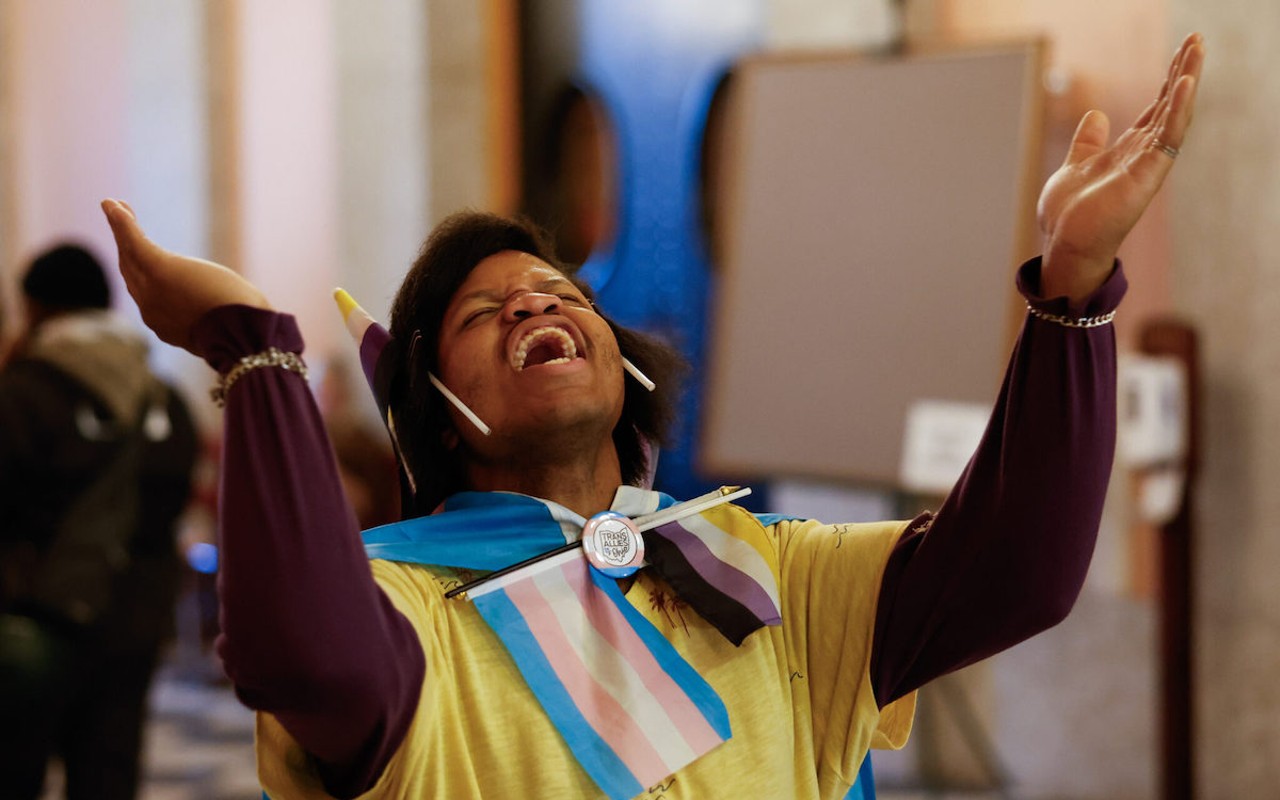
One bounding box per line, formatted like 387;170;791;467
386;210;685;516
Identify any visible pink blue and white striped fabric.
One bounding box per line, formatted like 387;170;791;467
469;547;731;800
359;473;782;796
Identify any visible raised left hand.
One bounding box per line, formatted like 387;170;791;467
1037;33;1205;303
102;199;272;358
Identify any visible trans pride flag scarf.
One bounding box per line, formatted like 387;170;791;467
361;486;782;800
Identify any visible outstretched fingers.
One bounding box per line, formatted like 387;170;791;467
1129;40;1203;183
1131;76;1196;175
1085;34;1202;187
1151;47;1203;152
1133;34;1198;129
1058;35;1203;168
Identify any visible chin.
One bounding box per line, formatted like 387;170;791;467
502;398;618;440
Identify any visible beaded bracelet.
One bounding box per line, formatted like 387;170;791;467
210;347;308;407
1026;304;1117;329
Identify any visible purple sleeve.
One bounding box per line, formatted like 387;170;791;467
192;306;424;798
870;258;1126;707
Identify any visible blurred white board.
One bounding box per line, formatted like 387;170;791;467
702;42;1044;486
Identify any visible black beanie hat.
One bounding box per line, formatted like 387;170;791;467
21;243;111;310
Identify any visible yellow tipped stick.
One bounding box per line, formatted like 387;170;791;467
333;287;360;322
334;287;493;437
333;287;376;343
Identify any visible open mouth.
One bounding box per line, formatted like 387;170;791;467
511;326;580;370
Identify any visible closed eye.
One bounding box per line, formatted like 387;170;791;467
463;307;499;327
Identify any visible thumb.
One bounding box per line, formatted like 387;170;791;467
101;198;161;270
1063;110;1111;165
101;198;140;251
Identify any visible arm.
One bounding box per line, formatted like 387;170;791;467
201;307;423;795
869;33;1204;706
102;204;423;797
871;258;1123;705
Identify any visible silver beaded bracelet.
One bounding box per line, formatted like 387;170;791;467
210;347;309;407
1026;304;1117;329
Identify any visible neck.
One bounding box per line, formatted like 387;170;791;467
462;433;624;519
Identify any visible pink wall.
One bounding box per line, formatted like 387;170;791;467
1;0;347;395
5;0;129;301
233;0;342;358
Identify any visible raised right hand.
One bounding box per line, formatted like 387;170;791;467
1036;33;1204;303
102;199;271;357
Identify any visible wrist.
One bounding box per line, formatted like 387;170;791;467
210;347;309;407
191;304;306;374
1017;256;1128;321
1041;244;1116;305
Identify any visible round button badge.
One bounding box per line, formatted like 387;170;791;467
581;511;645;578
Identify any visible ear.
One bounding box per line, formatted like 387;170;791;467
442;427;459;451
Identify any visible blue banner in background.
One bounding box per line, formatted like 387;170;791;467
568;2;763;508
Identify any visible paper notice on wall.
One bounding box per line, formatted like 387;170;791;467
899;399;992;495
1117;354;1188;468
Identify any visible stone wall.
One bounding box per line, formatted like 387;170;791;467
1167;2;1280;796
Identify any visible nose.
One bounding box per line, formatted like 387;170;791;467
502;291;561;322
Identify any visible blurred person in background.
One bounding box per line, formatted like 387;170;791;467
0;244;198;799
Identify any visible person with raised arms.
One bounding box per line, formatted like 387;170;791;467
100;34;1202;800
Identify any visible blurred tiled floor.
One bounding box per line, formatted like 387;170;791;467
137;670;260;800
39;662;260;800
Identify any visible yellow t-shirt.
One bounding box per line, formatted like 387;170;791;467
258;509;916;799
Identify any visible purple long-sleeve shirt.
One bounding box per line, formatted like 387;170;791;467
193;257;1124;797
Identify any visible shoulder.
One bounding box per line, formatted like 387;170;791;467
368;559;483;630
767;517;912;593
677;505;910;574
767;517;910;549
0;359;84;441
0;357;73;396
371;558;450;598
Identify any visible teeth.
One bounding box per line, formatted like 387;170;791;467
512;326;578;370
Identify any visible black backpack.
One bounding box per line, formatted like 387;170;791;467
20;393;154;630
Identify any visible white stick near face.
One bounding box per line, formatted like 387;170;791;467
622;358;656;392
428;372;493;436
